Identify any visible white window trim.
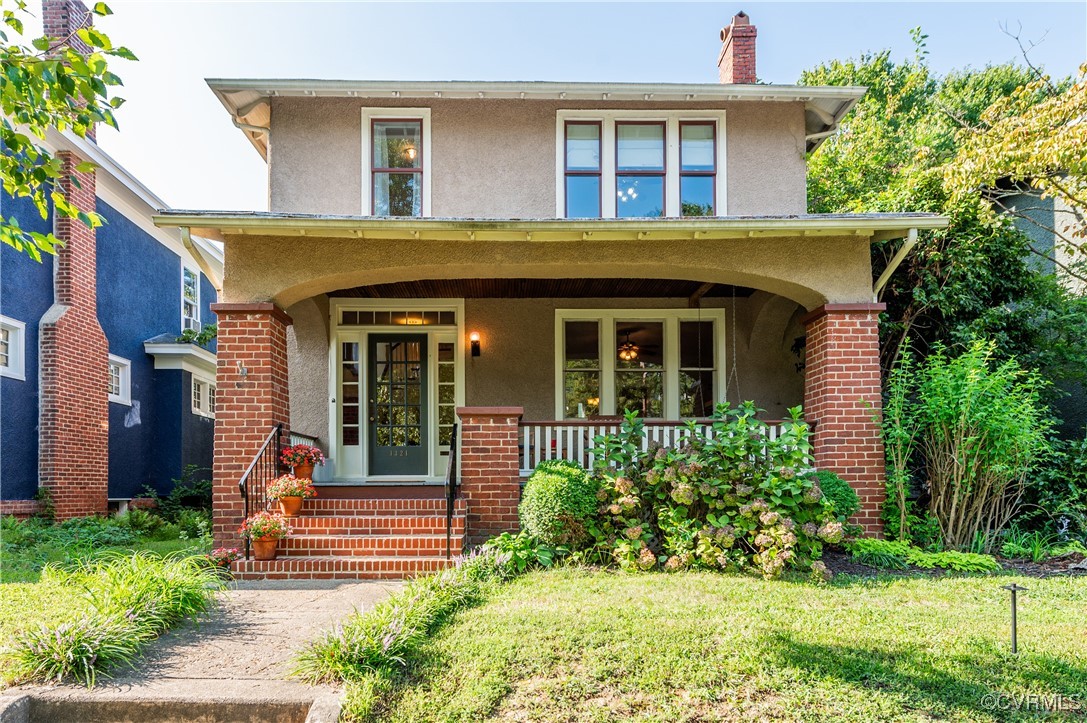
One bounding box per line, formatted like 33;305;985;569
0;315;26;381
182;265;201;332
361;108;433;217
554;308;727;420
328;298;464;482
191;375;216;418
108;354;132;406
555;109;727;218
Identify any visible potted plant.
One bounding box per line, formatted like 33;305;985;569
267;474;317;517
280;443;325;480
207;547;241;571
239;511;292;561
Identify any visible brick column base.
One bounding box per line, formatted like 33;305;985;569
456;407;523;546
802;304;886;536
210;303;292;548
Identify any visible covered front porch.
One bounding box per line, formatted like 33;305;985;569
154;212;946;555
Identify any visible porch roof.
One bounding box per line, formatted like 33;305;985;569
153;211;948;245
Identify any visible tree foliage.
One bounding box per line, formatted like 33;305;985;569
0;0;135;261
945;64;1087;259
802;33;1087;393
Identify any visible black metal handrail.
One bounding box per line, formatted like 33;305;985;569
444;423;459;559
239;423;285;559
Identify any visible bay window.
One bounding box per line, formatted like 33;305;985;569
557;110;725;218
556;310;724;420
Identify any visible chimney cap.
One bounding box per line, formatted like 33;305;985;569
720;11;751;41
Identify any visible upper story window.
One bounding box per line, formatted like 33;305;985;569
362;109;432;217
0;315;26;381
557;110;726;219
182;267;200;332
192;376;216;418
108;354;131;405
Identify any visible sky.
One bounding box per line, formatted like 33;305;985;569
49;1;1087;212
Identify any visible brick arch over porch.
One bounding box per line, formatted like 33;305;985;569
217;233;877;311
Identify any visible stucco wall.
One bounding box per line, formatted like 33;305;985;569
286;293;806;449
268;97;808;218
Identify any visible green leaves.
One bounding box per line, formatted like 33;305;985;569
0;0;134;259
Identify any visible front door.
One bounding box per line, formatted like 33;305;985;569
368;334;429;476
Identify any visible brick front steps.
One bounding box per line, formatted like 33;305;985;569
234;497;468;580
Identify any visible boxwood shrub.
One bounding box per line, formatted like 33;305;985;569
813;470;859;522
519;460;598;548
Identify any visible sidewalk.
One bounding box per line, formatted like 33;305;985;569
4;579;400;719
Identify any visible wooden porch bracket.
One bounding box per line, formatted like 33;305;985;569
688;282;716;308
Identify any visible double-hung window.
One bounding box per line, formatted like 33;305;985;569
0;316;26;381
363;109;431;217
557;111;725;218
182;267;200;332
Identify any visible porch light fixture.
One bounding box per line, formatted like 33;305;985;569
469;331;481;357
617;332;639;361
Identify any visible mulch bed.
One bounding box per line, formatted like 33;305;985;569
822;550;1087;579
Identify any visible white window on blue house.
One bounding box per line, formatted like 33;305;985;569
192;376;216;418
182;267;200;332
108;355;131;405
0;316;26;381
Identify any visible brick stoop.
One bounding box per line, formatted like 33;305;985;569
233;496;469;580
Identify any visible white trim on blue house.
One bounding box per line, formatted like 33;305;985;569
0;315;26;381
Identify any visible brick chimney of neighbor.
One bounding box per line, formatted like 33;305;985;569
718;11;757;84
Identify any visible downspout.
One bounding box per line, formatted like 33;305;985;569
872;228;918;301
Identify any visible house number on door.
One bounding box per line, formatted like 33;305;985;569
388;449;408;457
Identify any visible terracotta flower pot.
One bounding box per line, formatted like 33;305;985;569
251;537;279;561
293;464;314;480
278;496;304;517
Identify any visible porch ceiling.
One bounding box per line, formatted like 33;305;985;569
331;278;756;299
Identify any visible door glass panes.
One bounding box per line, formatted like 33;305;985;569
373;339;423;447
680;321;715;417
341;342;360;446
615;321;664;418
437;342;455;446
564;320;600;418
373;120;422;217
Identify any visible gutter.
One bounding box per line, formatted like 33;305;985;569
872;228;918;300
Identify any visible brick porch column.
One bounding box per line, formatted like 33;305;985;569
456;407;523;546
38;151;109;520
802;303;886;535
210;303;291;548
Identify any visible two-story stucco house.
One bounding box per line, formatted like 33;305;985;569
155;12;947;579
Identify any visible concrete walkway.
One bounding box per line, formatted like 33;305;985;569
6;579;400;717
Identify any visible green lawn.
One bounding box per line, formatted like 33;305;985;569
369;568;1087;722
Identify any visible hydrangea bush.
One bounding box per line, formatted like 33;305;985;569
590;402;844;578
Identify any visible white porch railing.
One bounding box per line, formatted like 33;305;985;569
518;419;791;475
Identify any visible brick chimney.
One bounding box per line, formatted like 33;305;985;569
38;0;110;520
718;11;757;84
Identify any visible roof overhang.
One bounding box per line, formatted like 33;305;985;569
154;211;947;245
143;340;217;379
207;78;866;159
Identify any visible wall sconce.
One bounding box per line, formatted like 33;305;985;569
469;331;481;357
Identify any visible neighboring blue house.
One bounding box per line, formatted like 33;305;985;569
0;128;224;514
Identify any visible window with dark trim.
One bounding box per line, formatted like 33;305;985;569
372;119;423;217
615;122;665;218
680;122;716;217
564;121;601;218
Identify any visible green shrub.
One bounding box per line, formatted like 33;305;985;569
519;461;598;547
848;538;1000;573
115;508;164;536
813;470;859;522
883;340;1054;551
1000;527;1058;562
1017;434;1087;541
142;465;212;524
2;552;223;685
176;509;212;541
51;517;136;549
591;403;838;578
483;531;564;573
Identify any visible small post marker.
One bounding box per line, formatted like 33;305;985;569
1001;584;1027;654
